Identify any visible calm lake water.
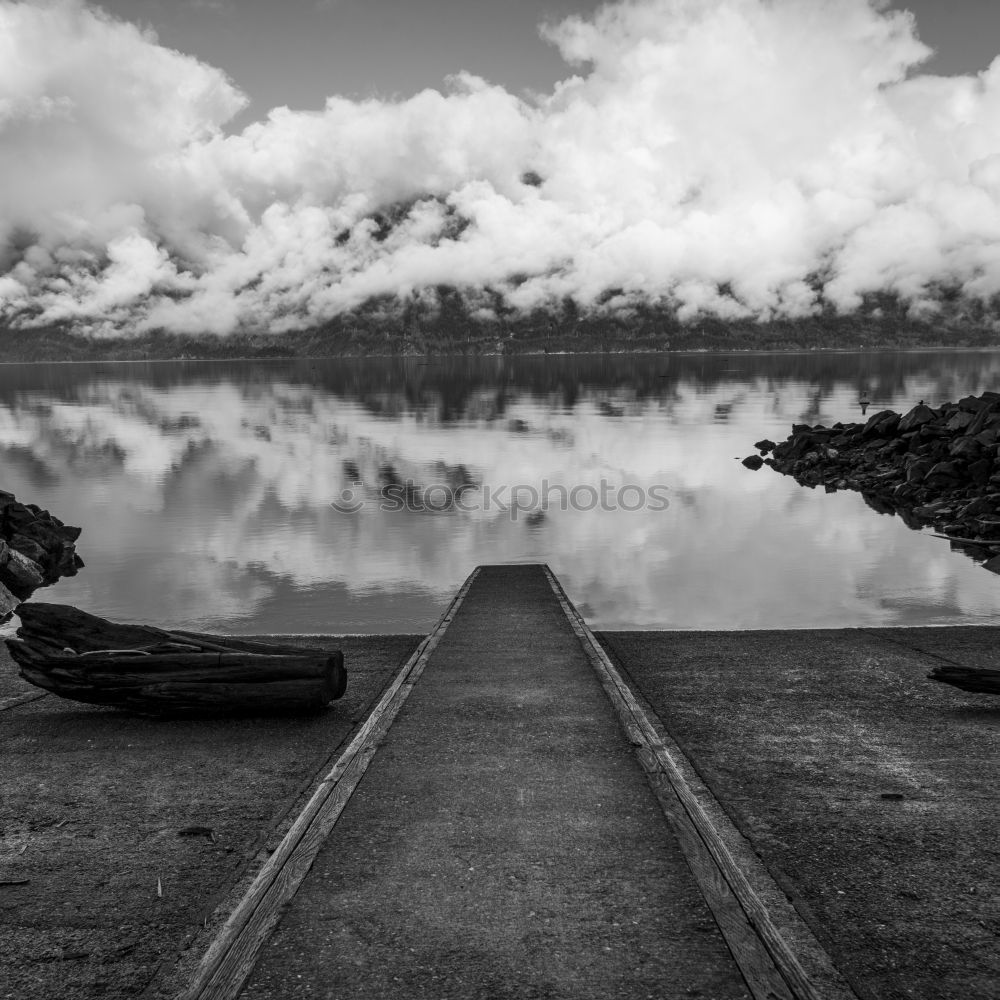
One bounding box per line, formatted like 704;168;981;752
2;350;1000;633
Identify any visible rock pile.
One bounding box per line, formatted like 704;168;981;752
746;391;1000;572
0;491;83;618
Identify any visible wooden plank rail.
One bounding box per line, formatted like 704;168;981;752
927;664;1000;694
542;565;847;1000
179;568;480;1000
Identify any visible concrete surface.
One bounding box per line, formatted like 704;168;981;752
239;566;750;1000
2;610;997;1000
600;628;999;1000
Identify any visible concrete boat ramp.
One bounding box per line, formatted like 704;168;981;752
181;565;854;1000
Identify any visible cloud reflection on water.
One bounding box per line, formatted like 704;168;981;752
1;353;999;632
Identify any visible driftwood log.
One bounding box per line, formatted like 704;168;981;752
927;664;1000;695
6;603;346;715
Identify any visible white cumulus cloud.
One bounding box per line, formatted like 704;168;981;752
2;0;1000;335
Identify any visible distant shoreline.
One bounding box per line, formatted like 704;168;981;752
3;309;1000;362
5;345;1000;367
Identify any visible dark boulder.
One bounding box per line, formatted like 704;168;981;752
967;402;1000;437
958;395;990;413
897;404;938;433
948;436;983;460
946;410;976;432
0;493;84;616
862;409;899;438
906;458;935;484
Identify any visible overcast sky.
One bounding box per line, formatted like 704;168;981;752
93;1;1000;129
4;0;1000;336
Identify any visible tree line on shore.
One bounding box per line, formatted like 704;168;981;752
2;288;1000;362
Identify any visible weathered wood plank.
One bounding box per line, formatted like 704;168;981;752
543;565;832;1000
16;652;336;681
928;664;1000;694
13;677;338;714
7;605;347;714
15;603;234;654
172;631;340;657
179;567;481;1000
642;759;795;1000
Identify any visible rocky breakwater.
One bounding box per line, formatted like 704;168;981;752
747;391;1000;570
748;394;1000;695
0;491;83;620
